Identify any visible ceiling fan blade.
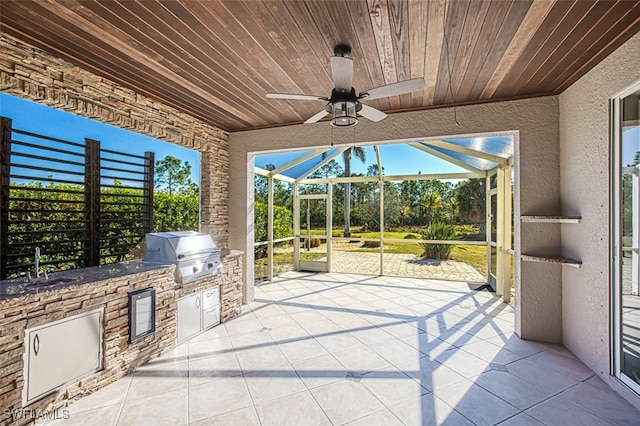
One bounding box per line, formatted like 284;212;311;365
330;56;353;90
359;77;425;101
358;104;387;122
266;93;327;101
304;109;329;124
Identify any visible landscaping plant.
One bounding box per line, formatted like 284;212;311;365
420;222;457;260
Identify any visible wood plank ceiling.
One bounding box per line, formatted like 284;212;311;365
1;0;639;132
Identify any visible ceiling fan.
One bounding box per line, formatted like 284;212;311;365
266;44;425;127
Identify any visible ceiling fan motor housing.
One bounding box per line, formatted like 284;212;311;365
333;43;352;57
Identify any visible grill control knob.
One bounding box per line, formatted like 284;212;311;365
193;266;198;273
207;263;213;270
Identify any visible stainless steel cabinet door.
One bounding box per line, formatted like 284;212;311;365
177;293;201;343
202;287;221;329
24;310;103;405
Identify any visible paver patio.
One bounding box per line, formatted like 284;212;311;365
49;272;640;425
325;251;485;282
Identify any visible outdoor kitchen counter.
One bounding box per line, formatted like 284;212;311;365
0;251;244;425
0;249;243;300
0;261;173;301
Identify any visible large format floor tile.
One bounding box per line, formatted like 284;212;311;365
46;272;640;425
310;380;385;424
119;389;188;426
188;376;254;423
254;391;331;426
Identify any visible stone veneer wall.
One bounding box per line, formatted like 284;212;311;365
176;252;244;323
0;253;242;426
0;33;230;246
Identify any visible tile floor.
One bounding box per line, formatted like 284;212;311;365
48;272;640;425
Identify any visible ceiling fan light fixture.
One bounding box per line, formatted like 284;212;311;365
266;44;425;126
330;100;358;127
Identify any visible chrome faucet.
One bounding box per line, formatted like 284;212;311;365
34;247;41;278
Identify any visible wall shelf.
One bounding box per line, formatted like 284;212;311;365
521;254;582;268
521;215;581;224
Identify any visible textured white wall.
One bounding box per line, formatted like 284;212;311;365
230;96;562;342
560;31;640;406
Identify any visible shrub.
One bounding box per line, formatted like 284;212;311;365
301;238;321;249
403;233;419;239
454;224;484;241
254;201;293;257
362;240;381;248
420;222;457;260
254;202;293;243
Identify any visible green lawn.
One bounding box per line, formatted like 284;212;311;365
450;245;487;277
297;227;490;277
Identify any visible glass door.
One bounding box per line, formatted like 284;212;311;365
613;84;640;393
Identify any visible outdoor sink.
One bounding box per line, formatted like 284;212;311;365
26;276;77;286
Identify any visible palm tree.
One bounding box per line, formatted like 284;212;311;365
447;198;459;224
422;192;442;227
399;206;410;227
343;147;366;237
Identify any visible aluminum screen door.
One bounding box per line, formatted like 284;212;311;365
294;191;331;273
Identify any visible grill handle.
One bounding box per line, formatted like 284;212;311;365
177;251;217;260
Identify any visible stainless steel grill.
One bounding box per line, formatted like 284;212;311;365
143;231;222;284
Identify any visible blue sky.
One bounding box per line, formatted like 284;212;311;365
622;126;640;167
254;145;467;178
0;93;201;184
254;136;515;179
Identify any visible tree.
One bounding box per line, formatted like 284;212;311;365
153;183;200;232
455;178;486;226
422;192;442;226
254;164;275;205
153;156;200;232
399;179;420;225
155;155;193;196
399;206;411;227
366;164;382;176
254;201;293;257
310;159;343;179
447;198;459;224
343;147;366;237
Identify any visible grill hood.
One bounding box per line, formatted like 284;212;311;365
143;231;222;284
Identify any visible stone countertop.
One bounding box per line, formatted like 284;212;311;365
0;250;244;301
223;249;243;258
0;261;173;301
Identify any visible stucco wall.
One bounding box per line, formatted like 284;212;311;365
560;30;640;406
230;96;563;341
